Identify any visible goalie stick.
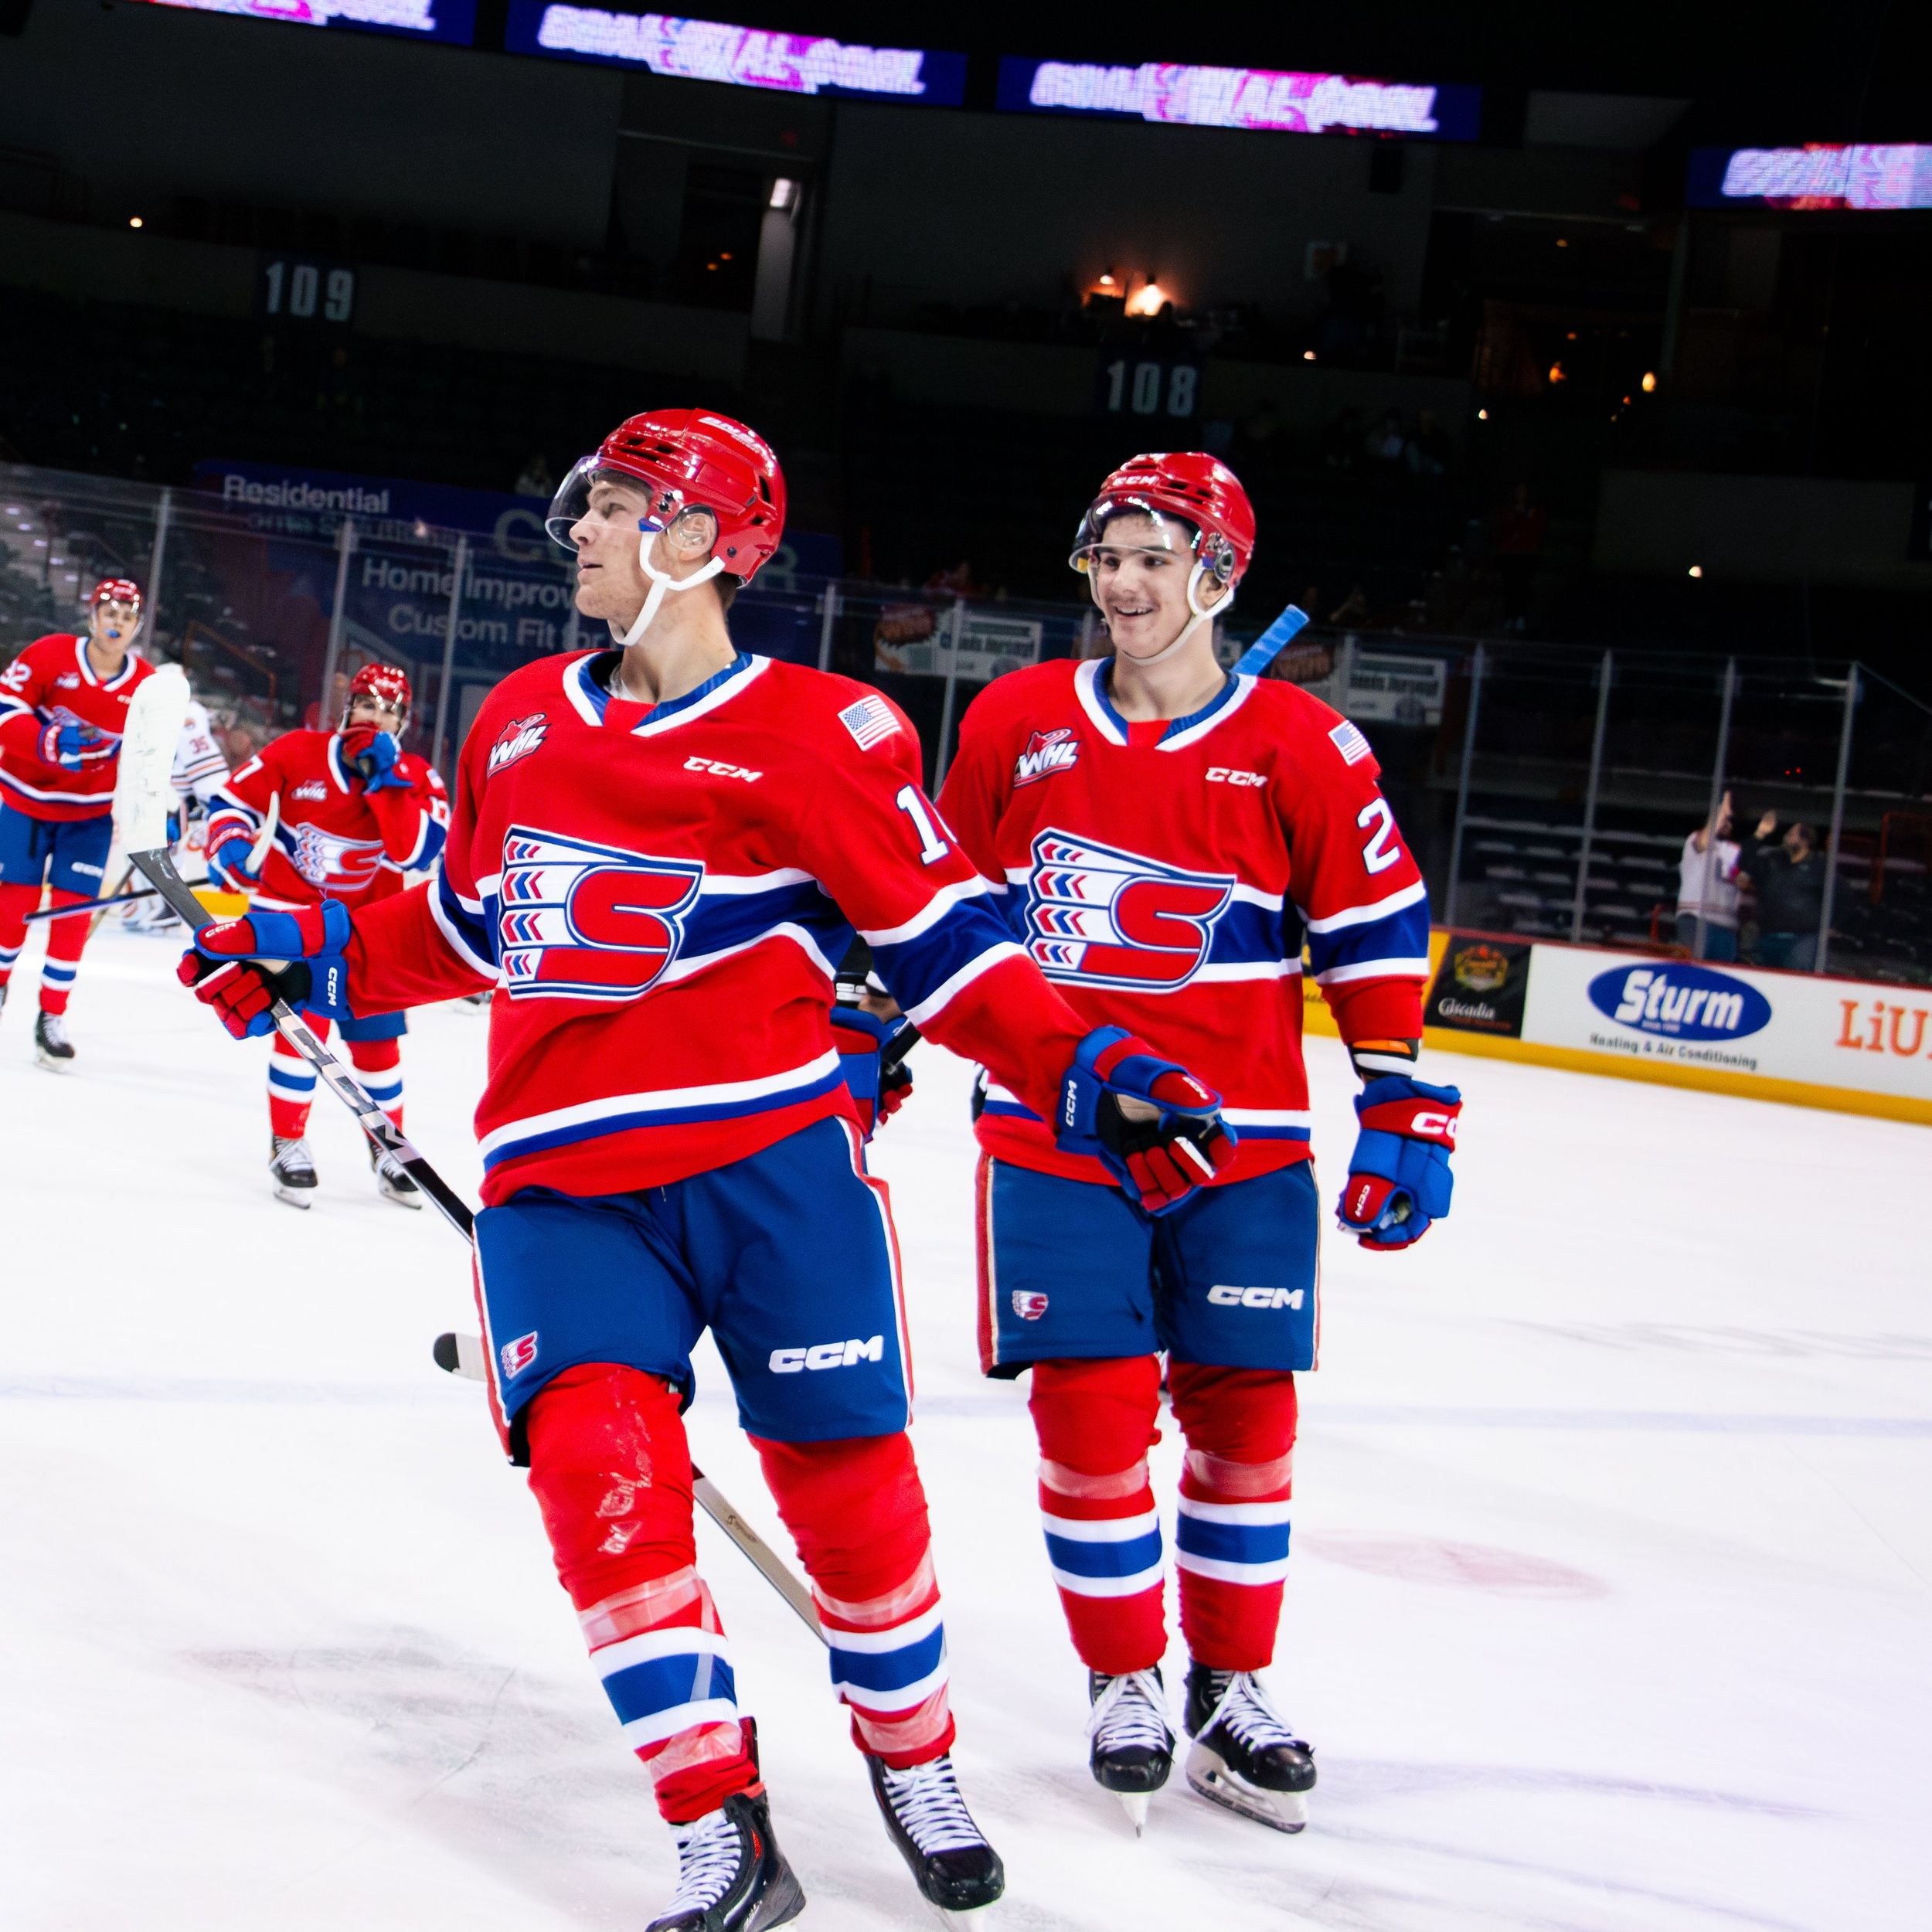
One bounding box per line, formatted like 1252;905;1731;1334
115;669;822;1634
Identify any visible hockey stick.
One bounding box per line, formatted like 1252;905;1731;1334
1233;604;1311;679
29;876;213;921
115;667;825;1635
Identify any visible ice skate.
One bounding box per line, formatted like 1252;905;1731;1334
647;1790;804;1932
34;1011;74;1071
1087;1668;1174;1833
269;1135;318;1207
867;1752;1005;1915
369;1138;421;1208
1182;1665;1315;1833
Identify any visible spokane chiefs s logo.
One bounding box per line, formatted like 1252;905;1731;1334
1013;727;1079;787
498;826;702;1001
1022;830;1234;989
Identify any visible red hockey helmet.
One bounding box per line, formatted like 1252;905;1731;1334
1069;453;1256;593
89;577;142;611
343;661;413;727
546;408;787;586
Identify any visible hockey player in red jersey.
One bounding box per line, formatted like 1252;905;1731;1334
176;410;1236;1929
0;578;155;1068
201;662;448;1207
937;452;1463;1834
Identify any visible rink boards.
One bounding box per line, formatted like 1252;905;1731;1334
1304;929;1932;1126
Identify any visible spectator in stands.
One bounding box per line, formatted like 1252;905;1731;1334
1676;789;1743;961
1492;482;1547;634
1406;410;1453;478
1318;406;1365;471
1328;583;1372;629
514;453;554;498
1365;409;1408;467
1743;811;1825;970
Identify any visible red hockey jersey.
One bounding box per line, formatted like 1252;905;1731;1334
345;649;1097;1206
205;729;449;913
937;655;1430;1185
0;634;155;821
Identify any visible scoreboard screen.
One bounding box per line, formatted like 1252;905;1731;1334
1687;144;1932;212
127;1;476;42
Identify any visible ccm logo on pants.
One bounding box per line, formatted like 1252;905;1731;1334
1208;1286;1306;1311
769;1335;886;1373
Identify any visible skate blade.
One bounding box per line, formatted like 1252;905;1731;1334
272;1185;315;1209
1112;1790;1151;1835
377;1183;423;1209
34;1050;72;1073
1185;1755;1308;1835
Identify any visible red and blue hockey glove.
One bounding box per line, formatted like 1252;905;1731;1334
830;1005;916;1139
207;834;263;893
341;723;409;791
1337;1074;1461;1250
1056;1025;1237;1215
175;900;353;1039
37;719;111;770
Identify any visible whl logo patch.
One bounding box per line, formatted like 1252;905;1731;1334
1013;726;1080;787
498;825;703;1002
1588;963;1772;1043
488;713;549;776
1022;829;1235;990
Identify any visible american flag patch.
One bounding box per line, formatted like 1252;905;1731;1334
1328;719;1372;766
838;695;899;750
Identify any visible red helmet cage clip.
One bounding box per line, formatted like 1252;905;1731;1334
1069;452;1256;591
343;661;413;728
547;407;787;586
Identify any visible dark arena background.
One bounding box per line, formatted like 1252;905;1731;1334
1;6;1927;1930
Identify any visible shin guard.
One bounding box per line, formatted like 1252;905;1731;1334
1169;1364;1298;1673
524;1363;758;1823
1029;1356;1166;1677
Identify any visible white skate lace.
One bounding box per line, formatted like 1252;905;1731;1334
39;1014;70;1049
879;1756;985;1855
1203;1672;1304;1751
663;1805;744;1915
1088;1669;1173;1755
272;1138;316;1179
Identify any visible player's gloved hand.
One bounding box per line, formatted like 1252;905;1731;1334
341;723;408;791
37;720;110;770
1056;1025;1236;1216
175;900;353;1039
207;835;262;893
1337;1074;1462;1250
830;1004;915;1139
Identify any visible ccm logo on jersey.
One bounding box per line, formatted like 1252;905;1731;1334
500;1331;539;1377
498;825;704;1002
488;713;549;776
769;1335;886;1373
1206;767;1265;787
685;756;762;782
1209;1285;1306;1310
1024;830;1235;990
1014;727;1080;787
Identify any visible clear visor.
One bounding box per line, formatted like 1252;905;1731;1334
544;456;692;553
1069;499;1199;574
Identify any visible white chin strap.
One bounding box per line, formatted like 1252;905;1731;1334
1110;563;1229;669
612;526;726;648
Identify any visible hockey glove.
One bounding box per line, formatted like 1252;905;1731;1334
1337;1074;1462;1250
342;723;409;791
207;835;262;893
37;719;110;770
830;1004;915;1139
1056;1025;1236;1216
176;900;354;1039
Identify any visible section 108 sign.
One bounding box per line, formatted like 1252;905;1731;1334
1097;354;1200;420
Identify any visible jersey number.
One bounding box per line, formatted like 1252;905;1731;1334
895;785;951;866
1358;798;1402;876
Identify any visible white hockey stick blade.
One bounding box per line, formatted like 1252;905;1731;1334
248;791;281;872
114;663;192;857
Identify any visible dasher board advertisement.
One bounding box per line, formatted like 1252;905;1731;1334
1520;944;1932;1109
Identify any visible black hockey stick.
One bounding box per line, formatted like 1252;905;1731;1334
117;669;821;1634
26;876;213;921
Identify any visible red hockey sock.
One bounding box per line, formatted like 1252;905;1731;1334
36;889;89;1015
1028;1356;1166;1677
525;1364;759;1825
755;1432;954;1767
0;880;29;991
347;1035;403;1130
1170;1364;1298;1673
267;1021;318;1140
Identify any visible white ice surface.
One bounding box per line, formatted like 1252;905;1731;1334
2;923;1929;1931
